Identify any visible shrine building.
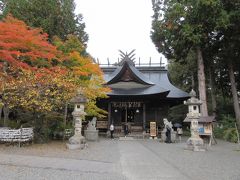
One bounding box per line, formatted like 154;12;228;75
97;51;189;133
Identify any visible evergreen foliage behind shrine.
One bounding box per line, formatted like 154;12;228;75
151;0;240;140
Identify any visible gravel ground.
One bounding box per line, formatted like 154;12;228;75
0;138;239;180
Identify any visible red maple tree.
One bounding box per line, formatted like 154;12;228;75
0;15;60;70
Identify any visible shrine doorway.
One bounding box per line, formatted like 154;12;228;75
121;108;137;123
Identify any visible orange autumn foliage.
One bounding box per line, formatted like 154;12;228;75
69;51;102;77
0;15;60;70
53;36;110;117
0;15;77;113
0;15;109;117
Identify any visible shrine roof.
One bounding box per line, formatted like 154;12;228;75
102;65;189;98
106;61;155;85
100;50;189;99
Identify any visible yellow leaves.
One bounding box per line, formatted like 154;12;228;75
72;67;89;76
85;100;108;118
1;31;109;117
1;67;78;112
51;35;110;117
67;51;103;77
69;51;82;63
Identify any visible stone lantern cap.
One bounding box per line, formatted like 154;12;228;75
189;89;196;97
184;89;202;105
70;96;87;104
184;116;215;122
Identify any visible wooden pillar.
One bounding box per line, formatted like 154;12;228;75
125;107;127;123
143;104;146;131
155;108;158;122
155;108;158;135
108;103;111;126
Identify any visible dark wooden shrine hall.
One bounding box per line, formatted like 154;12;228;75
97;50;189;134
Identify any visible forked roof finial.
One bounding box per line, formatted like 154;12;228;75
118;49;136;66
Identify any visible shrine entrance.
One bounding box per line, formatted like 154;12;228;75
111;101;144;134
121;107;139;123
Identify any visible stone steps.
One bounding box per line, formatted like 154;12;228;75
119;136;135;141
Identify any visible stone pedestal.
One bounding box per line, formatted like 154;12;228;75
161;131;166;142
185;119;206;151
171;131;176;142
84;117;99;141
161;130;176;142
186;137;205;151
66;135;86;150
84;129;99;141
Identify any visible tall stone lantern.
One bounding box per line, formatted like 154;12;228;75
66;90;87;150
184;89;205;151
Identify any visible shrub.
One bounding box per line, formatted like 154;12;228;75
213;115;239;143
168;104;188;124
213;127;224;139
182;129;191;136
222;128;238;143
7;120;19;129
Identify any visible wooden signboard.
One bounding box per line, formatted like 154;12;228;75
198;123;212;135
150;122;157;137
204;124;212;134
96;121;108;129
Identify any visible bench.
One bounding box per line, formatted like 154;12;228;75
0;127;34;147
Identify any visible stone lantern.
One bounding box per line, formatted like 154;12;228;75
66;90;87;150
184;89;205;151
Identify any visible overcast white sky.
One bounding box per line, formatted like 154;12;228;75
75;0;167;65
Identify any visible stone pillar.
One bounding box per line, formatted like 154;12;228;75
66;92;87;150
72;109;85;137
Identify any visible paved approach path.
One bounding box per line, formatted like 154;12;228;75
0;138;239;180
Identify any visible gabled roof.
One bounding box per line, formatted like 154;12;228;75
104;60;170;97
106;60;154;85
101;51;189;99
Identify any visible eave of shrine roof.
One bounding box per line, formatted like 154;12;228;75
140;71;189;98
108;81;150;89
107;82;169;96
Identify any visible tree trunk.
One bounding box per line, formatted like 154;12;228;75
0;105;2;121
63;102;68;127
3;105;9;126
191;73;195;90
228;61;240;130
196;47;208;117
1;61;7;123
209;67;217;117
219;69;226;104
0;105;3;122
0;61;9;126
